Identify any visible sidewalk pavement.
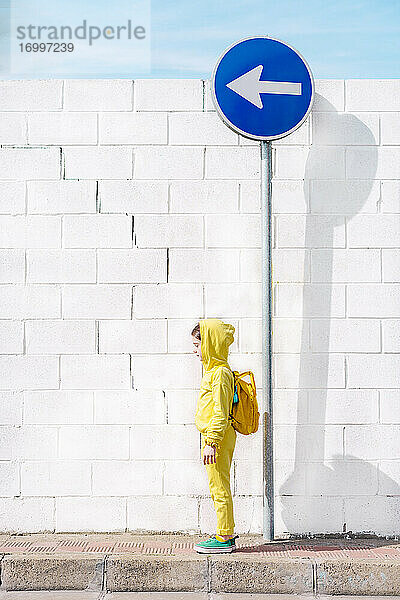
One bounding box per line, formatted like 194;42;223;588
0;533;399;595
1;595;400;600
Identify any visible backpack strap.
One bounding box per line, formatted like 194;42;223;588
237;371;256;394
228;369;239;421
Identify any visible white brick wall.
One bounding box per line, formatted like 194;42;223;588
0;78;398;537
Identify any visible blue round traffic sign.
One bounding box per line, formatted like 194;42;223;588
211;36;314;141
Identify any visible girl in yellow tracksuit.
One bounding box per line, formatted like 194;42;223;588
191;318;238;553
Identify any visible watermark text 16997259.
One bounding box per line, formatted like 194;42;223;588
8;0;151;76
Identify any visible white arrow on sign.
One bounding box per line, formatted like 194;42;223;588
226;64;302;109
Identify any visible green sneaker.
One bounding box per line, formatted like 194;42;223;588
194;534;239;554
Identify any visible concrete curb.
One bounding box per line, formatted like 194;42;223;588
0;553;104;592
2;553;400;595
106;555;208;593
208;556;313;594
316;559;400;596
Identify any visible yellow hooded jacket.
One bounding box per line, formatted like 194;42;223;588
194;318;235;449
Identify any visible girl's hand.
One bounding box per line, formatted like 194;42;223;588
203;444;217;465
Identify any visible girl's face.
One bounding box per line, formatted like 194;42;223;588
192;335;202;361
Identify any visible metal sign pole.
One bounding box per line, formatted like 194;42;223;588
211;36;314;541
261;140;274;541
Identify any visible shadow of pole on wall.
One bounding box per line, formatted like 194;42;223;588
277;96;399;536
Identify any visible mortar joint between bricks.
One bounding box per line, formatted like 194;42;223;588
101;554;108;593
84;553;106;595
163;389;168;424
206;554;211;593
130;286;134;319
60;146;65;179
312;560;318;595
95;181;100;212
166;247;169;282
0;552;4;588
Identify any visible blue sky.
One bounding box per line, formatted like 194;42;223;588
150;0;400;79
1;0;399;78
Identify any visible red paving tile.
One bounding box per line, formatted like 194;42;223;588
0;536;399;559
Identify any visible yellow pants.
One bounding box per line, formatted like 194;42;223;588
201;423;237;535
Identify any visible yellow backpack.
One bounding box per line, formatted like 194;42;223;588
228;370;260;435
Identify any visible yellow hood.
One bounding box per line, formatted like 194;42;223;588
200;318;235;372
